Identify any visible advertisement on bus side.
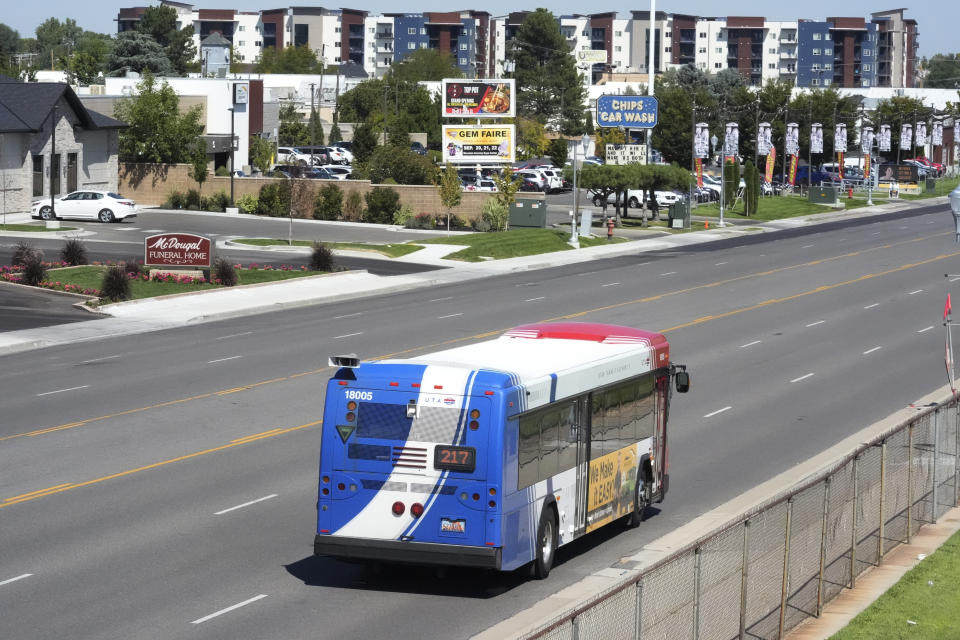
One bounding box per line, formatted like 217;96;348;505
586;444;639;533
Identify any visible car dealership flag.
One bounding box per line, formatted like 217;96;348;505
695;122;710;159
810;123;823;154
901;123;913;150
933;121;944;147
724;122;739;157
834;123;848;153
786;122;799;156
879;124;891;152
946;293;953;322
757;122;772;156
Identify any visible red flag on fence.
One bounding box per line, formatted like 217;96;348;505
946;293;953;321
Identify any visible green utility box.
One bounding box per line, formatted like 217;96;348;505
667;198;691;229
808;186;839;204
508;199;546;228
926;177;937;193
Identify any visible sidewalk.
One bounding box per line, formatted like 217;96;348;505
0;194;948;357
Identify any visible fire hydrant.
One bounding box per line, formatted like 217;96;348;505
607;217;615;241
848;187;854;199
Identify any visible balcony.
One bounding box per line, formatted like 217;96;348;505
376;30;393;38
780;50;796;59
779;34;796;43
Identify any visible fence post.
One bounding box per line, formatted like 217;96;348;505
693;547;702;640
878;441;887;561
739;520;751;640
634;579;643;640
907;423;914;544
572;615;580;640
778;499;793;640
934;409;941;523
955;403;960;507
816;478;831;616
850;455;859;589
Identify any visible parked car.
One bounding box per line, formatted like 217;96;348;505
410;141;427;156
330;144;354;164
518;177;541;192
318;165;352;180
538;168;564;193
513;170;548;192
277;146;313;165
462;178;498;192
32;191;138;223
902;159;931;178
295;146;330;165
909;157;944;176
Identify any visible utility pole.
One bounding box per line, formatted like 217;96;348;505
782;105;789;193
310;82;316;149
690;96;696;214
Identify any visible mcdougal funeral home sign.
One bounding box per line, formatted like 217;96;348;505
145;233;212;268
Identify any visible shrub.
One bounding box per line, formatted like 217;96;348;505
393;203;415;226
481;198;509;231
20;251;47;286
342;190;364;221
447;214;467;230
165;190;187;209
236;193;258;215
309;241;336;272
471;216;492;232
313;183;343;220
205;191;230;212
364;187;400;224
405;213;434;229
122;259;144;277
258;182;290;217
60;237;89;266
215;165;230;177
213;257;238;286
12;241;41;268
186;189;201;208
101;265;131;302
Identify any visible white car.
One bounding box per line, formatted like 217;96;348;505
318;165;352;180
330;145;354;164
538;169;564;193
463;178;498;192
277;146;312;165
32;191;138;223
513;170;548;192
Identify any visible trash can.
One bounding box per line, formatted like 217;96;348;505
926;177;937;193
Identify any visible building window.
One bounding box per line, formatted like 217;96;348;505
864;63;871;71
369;57;375;63
335;27;341;33
615;31;622;37
768;63;776;69
863;80;870;87
812;63;819;70
335;56;341;62
824;48;832;56
254;40;261;46
420;27;427;35
812;78;820;86
238;25;245;32
813;33;821;40
863;49;871;56
369;27;375;33
714;62;722;68
459;57;467;65
699;31;706;38
408;42;416;49
460;43;467;50
699;62;706;68
420;43;427;49
812;48;821;56
824;63;832;70
699;47;706;53
615;46;622;52
769;48;776;54
664;46;671;52
408;27;416;35
717;31;724;40
32;155;43;197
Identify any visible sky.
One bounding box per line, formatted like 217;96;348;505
2;1;948;58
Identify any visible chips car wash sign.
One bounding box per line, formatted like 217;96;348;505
145;233;212;268
595;95;659;128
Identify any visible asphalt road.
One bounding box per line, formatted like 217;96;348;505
0;201;956;639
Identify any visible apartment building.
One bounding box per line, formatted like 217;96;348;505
871;8;919;88
797;18;879;89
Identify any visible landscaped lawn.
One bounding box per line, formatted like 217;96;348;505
831;529;960;639
419;228;626;262
0;223;79;232
232;238;423;258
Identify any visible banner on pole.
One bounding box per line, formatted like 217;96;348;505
834;123;848;153
879;124;891;152
695;158;703;187
916;122;927;145
757;122;772;156
864;153;871;180
810;123;823;154
900;123;913;150
786;122;799;156
838;152;845;180
933;121;944;147
861;126;874;155
695;122;710;159
724;122;739;157
765;146;776;184
788;155;799;186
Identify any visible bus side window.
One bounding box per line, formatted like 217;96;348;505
540;409;560;480
636;376;655;441
619;382;640;442
590;394;605;460
518;413;539;489
557;402;577;472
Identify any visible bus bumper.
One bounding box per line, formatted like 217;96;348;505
315;535;502;570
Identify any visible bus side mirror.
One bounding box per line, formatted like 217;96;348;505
675;370;690;393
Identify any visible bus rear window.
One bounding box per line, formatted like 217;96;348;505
356;403;412;440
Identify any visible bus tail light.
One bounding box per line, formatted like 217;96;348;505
392;501;405;516
410;503;424;518
488;500;496;508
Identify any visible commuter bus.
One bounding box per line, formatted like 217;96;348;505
314;322;689;578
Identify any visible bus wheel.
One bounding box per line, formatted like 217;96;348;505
531;506;558;579
627;481;651;528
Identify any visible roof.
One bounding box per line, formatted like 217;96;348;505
0;81;126;134
200;32;232;47
337;61;369;78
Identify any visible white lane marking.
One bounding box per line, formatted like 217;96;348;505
899;226;909;230
660;271;676;276
333;332;363;339
802;244;814;248
577;270;598;277
0;574;32;587
918;326;935;333
951;277;960;283
208;356;242;364
601;282;620;287
636;262;650;266
438;313;463;319
864;303;879;309
703;406;732;418
428;296;453;302
872;232;881;235
806;320;825;327
36;385;88;397
524;297;545;302
215;494;278;515
908;289;923;295
715;261;728;266
791;373;815;383
81;354;120;364
216;331;253;340
333;312;362;320
863;346;883;355
143;229;164;233
739;340;762;348
926;220;936;224
191;594;269;624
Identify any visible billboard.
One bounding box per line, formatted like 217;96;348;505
878;164;920;184
595;95;658;128
606;144;647;165
442;125;515;163
145;233;212;268
442;79;515;118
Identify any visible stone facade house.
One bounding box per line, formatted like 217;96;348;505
0;75;127;215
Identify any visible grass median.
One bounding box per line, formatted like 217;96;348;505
419;228;626;262
231;239;423;258
831;528;960;639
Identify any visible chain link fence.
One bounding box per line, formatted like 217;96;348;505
521;393;960;640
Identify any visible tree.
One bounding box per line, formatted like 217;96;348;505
189;139;208;198
351;122;378;164
0;23;20;77
137;6;177;46
109;31;173;76
309;108;325;146
516;118;549;160
34;18;82;69
743;162;758;216
366;146;436;184
248;136;274;173
723;160;740;206
255;45;321;74
165;26;196;76
114;71;204;163
631;164;691;222
66;32;113;85
437;163;462;234
548;139;568;168
491;171;522;212
390;48;462;83
593;127;627;162
922;54;960;88
510;9;586;133
278;103;309;146
328;122;342;144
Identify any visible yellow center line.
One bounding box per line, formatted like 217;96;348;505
231;427;286;443
0;420;322;510
1;231;948;445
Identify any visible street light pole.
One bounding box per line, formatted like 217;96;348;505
229;107;235;206
310;82;316;149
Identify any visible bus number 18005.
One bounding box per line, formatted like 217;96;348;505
344;390;373;401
